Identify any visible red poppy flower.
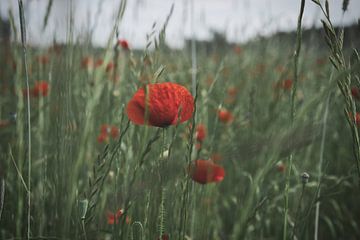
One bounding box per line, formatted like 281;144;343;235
100;124;110;134
95;59;104;68
98;124;120;143
227;86;238;97
107;209;130;225
32;81;49;97
233;45;242;55
106;62;114;73
280;79;293;90
188;159;225;184
349;112;360;126
118;39;129;50
195;124;206;142
158;234;169;240
0;120;10;129
351;87;360;100
126;82;194;128
217;108;233;124
356;113;360;126
276;162;286;173
36;55;50;65
97;132;109;144
110;126;120;138
81;56;93;69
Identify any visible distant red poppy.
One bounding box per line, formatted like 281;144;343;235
316;58;327;66
0;119;10;129
98;124;120;143
351;87;360;100
276;162;286;173
32;81;49;97
217;108;234;124
189;159;225;184
158;234;169;240
97;133;109;144
81;56;93;69
118;39;129;50
36;55;50;65
233;45;242;55
195;124;206;142
349;112;360;127
106;62;114;73
110;126;120;138
227;86;238;97
95;59;104;68
280;79;293;90
126;82;194;127
107;209;130;225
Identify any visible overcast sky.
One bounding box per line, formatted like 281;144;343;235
1;0;359;48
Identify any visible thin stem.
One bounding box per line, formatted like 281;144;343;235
292;184;306;239
17;1;32;239
283;0;305;239
314;93;331;240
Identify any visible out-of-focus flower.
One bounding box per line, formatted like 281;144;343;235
118;39;129;50
97;124;120;143
32;81;49;97
107;209;131;225
218;108;234;124
188;159;225;184
195;124;207;142
351;86;360;100
36;55;50;65
276;162;286;173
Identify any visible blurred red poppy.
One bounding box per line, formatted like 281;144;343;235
110;126;120;138
97;133;109;144
95;59;104;68
189;159;225;184
280;79;293;90
351;87;360;100
233;45;242;55
0;119;10;129
195;124;206;142
158;234;169;240
118;39;129;50
126;82;194;127
98;124;120;143
218;108;234;124
32;81;49;97
106;62;114;73
276;162;286;173
107;209;130;225
81;56;93;69
36;55;50;65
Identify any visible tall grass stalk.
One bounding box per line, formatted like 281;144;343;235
190;0;197;96
312;0;360;184
283;0;305;239
314;92;331;240
17;0;32;238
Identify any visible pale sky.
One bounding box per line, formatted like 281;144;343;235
1;0;359;49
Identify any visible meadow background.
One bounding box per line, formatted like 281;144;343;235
0;0;360;239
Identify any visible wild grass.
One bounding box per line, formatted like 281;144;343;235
0;0;360;239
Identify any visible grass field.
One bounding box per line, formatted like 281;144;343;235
1;0;360;239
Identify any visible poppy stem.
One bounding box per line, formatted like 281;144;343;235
17;1;32;239
283;0;305;239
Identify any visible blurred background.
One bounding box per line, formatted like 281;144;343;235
1;0;360;48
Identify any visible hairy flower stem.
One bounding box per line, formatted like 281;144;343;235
283;0;305;239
